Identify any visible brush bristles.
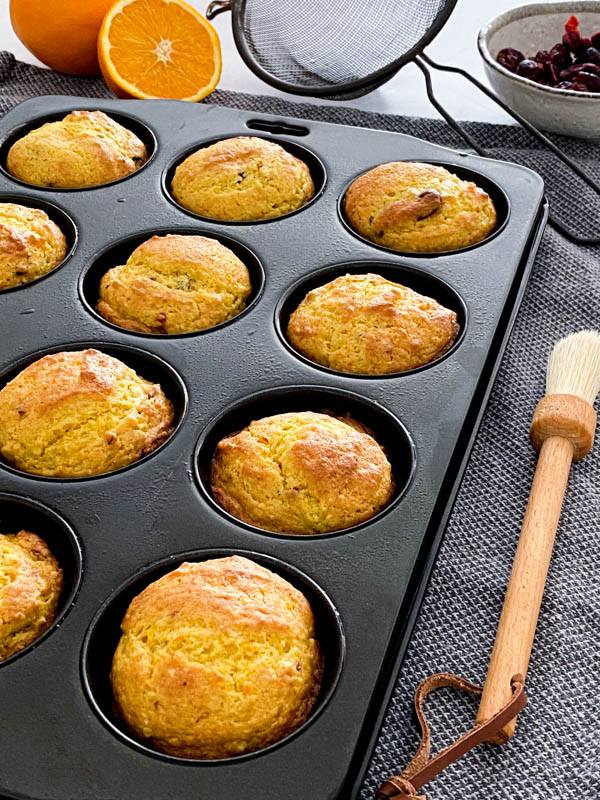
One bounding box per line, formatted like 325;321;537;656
546;330;600;405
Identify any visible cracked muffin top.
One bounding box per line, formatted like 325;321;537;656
170;136;314;221
0;530;63;662
110;555;322;759
0;202;67;290
344;161;497;252
210;411;394;534
287;272;459;374
6;110;148;189
0;349;174;478
96;234;252;335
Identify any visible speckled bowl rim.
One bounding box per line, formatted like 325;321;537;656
478;1;600;98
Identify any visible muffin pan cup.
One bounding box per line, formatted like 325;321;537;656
0;96;547;800
0;192;78;293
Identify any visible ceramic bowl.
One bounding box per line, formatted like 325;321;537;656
478;1;600;139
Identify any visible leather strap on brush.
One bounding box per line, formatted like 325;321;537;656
376;673;527;799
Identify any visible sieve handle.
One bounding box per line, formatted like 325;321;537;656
416;53;600;245
206;0;231;21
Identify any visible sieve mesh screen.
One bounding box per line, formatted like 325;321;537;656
241;0;451;89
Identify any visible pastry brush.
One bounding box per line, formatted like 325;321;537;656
476;329;600;742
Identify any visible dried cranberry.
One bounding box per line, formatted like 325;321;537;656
558;63;583;79
496;47;525;72
563;31;581;50
575;62;600;74
500;16;600;91
565;13;580;33
583;46;600;64
546;62;559;83
516;59;545;81
576;70;600;91
549;43;570;69
563;14;582;50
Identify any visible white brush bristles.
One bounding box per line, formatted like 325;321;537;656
546;330;600;405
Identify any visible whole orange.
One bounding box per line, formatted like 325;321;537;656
10;0;114;75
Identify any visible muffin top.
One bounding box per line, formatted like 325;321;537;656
210;411;394;534
0;530;63;661
171;136;315;221
0;349;174;477
96;234;252;335
287;273;459;374
344;162;497;252
0;202;67;290
6;110;147;189
110;556;322;759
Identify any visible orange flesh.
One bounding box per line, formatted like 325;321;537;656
103;0;220;99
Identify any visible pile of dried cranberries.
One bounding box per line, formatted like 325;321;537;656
496;14;600;92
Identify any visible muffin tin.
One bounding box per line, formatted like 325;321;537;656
0;96;547;800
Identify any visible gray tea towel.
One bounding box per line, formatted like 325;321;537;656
1;51;599;800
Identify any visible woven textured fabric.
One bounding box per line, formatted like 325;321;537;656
1;51;599;799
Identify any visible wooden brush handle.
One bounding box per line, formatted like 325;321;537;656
476;394;597;743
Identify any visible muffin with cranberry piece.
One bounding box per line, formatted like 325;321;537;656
344;161;496;252
171;136;314;221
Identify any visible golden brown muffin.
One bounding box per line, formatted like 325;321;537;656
287;273;459;374
0;530;63;661
344;162;497;252
96;234;252;335
211;411;393;534
6;110;147;189
171;136;314;221
0;349;174;478
110;556;323;759
0;202;67;290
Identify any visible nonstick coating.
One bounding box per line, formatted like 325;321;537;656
0;96;546;800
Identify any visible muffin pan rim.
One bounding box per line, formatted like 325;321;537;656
161;132;328;226
0;191;79;294
274;259;469;379
337;159;511;258
78;226;267;339
0;340;189;483
192;384;417;540
80;546;346;766
0;491;84;670
0;108;158;193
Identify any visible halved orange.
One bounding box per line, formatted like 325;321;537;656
98;0;222;101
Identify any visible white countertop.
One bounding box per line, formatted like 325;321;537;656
0;0;528;125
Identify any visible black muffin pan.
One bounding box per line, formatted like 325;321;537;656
0;96;547;800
